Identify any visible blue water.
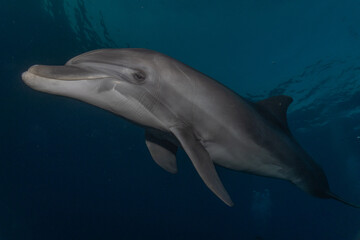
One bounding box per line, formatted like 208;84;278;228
1;0;360;239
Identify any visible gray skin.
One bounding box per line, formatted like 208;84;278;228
22;48;359;207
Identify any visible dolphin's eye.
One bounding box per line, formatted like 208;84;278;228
133;72;146;82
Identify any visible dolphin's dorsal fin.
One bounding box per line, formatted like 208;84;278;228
256;95;293;132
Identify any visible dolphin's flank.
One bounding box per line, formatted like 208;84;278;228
22;48;359;208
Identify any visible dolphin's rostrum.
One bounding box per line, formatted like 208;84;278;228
22;48;359;208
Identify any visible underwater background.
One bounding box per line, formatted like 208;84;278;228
1;0;360;239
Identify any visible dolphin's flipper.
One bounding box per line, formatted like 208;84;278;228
145;130;178;174
170;126;234;207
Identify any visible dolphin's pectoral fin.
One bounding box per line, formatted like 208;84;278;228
170;126;234;207
256;95;293;132
145;129;178;174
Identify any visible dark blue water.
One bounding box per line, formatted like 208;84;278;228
1;0;360;239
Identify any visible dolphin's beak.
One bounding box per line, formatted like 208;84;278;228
21;64;110;93
23;65;108;81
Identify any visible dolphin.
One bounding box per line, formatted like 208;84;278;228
22;48;359;208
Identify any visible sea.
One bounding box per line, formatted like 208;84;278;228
1;0;360;239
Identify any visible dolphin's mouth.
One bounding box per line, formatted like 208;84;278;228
22;64;111;93
22;69;74;92
23;64;109;81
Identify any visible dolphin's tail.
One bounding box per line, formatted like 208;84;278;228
327;191;360;208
